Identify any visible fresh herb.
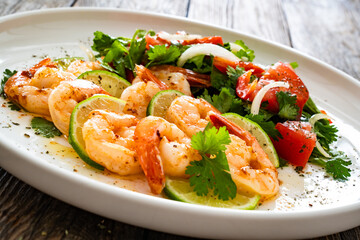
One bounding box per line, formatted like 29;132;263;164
290;62;299;69
31;117;62;138
129;29;149;67
244;113;281;140
276;91;299;120
183;55;213;74
309;151;351;181
313;120;338;151
8;102;21;111
233;40;255;62
186;125;236;201
146;45;181;67
1;69;17;98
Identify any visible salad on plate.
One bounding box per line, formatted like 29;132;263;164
1;29;358;211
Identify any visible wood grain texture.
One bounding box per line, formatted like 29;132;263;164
0;0;359;239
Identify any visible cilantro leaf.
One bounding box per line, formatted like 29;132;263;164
1;69;17;98
146;45;181;67
314;120;338;150
309;151;351;181
233;40;255;62
129;29;149;67
244;114;281;140
186;126;236;200
290;62;299;69
183;55;213;74
276;91;299;120
31;117;62;138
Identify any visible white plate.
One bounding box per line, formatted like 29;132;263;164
0;8;360;239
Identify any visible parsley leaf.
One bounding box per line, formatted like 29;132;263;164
1;69;17;98
31;117;62;138
186;126;237;200
276;91;299;120
233;40;255;62
309;151;351;181
244;114;281;140
146;45;181;67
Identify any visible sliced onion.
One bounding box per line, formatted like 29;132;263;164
177;43;240;67
250;81;290;115
309;113;332;158
229;42;242;53
79;44;95;62
157;32;202;42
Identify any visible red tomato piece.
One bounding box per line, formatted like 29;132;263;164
145;34;170;49
212;56;265;78
235;70;258;100
181;36;224;46
272;121;316;167
249;62;309;119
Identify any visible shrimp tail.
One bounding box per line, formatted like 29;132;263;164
208;112;269;162
134;118;166;194
150;65;211;88
135;65;169;90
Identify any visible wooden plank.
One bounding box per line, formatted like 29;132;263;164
283;0;360;79
74;0;189;17
0;0;75;17
187;0;291;45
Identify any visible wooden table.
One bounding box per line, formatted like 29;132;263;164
1;0;359;239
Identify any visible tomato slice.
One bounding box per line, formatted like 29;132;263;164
181;36;223;46
235;70;258;99
212;56;265;78
272;121;316;167
145;34;170;49
248;62;309;118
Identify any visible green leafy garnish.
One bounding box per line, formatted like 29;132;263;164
309;151;351;181
1;69;17;98
183;55;213;74
233;40;255;62
244;113;281;140
276;91;299;120
31;117;62;138
146;45;181;67
313;120;338;151
186;126;236;201
290;62;299;69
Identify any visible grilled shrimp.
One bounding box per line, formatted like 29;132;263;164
66;59;104;77
82;110;142;175
134;116;201;194
48;80;109;135
209;112;279;199
4;58;76;117
166;95;220;137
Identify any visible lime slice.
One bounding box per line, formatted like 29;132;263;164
164;177;260;210
222;112;279;167
146;90;185;117
78;70;131;98
54;57;84;70
68;95;126;170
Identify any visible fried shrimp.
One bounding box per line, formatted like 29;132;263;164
134;116;201;194
48;80;109;135
166;95;220;137
82;110;142;175
4;58;76;117
209;112;279;199
66;59;104;77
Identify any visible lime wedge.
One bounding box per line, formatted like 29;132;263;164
146;90;185;118
164;177;260;210
222;112;279;167
54;57;84;70
68;95;126;170
78;70;131;98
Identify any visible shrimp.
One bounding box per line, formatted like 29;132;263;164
48;79;109;135
134;116;201;194
82;110;142;175
166;95;220;137
209;112;279;199
150;65;211;88
4;58;76;118
66;59;104;77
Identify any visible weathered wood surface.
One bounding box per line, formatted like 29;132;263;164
0;0;359;239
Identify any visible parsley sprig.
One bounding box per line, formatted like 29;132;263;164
185;125;237;201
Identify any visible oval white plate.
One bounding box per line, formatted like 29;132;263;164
0;8;360;239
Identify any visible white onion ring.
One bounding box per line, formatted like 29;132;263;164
177;43;240;67
309;113;332;158
158;32;202;42
250;81;290;115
